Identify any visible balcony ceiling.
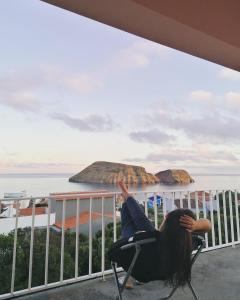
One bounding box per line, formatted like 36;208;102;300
41;0;240;71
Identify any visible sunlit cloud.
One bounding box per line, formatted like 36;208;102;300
0;67;101;113
189;90;213;101
219;67;240;80
112;40;170;70
225;92;240;108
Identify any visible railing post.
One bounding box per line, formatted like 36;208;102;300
202;191;209;248
179;191;183;208
113;194;117;243
154;192;158;229
28;199;36;291
195;191;199;220
234;190;240;242
60;199;66;282
75;198;80;279
89;197;93;275
209;190;215;247
45;198;51;286
216;190;222;246
101;197;105;281
222;190;228;244
10;200;20;296
187;191;191;209
228;191;235;247
162;192;166;217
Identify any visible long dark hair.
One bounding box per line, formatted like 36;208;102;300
161;209;196;286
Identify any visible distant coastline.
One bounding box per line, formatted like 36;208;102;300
1;173;240;178
0;173;74;178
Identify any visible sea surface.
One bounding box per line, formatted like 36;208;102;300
0;173;240;198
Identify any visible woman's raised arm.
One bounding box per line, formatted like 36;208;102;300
180;215;212;233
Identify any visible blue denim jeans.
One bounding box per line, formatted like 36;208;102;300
121;196;155;238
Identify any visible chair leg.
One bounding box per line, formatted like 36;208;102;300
157;285;178;300
187;280;198;300
112;262;123;300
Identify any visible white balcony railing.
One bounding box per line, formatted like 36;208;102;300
0;189;240;299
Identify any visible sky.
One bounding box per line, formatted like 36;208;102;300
0;1;240;175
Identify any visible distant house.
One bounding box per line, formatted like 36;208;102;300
50;191;117;235
0;207;55;235
173;191;217;212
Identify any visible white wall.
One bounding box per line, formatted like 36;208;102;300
0;213;55;234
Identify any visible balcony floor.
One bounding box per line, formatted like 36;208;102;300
18;245;240;300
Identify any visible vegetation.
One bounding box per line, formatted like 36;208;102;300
0;222;121;295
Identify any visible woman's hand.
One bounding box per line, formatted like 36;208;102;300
180;215;212;233
179;215;197;232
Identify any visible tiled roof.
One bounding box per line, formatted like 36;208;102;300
50;190;108;196
50;190;114;201
19;207;46;216
54;211;114;230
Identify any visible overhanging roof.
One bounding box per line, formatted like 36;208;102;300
41;0;240;71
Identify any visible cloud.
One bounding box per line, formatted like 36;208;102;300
113;40;170;70
141;107;240;143
189;90;213;101
13;162;79;169
219;68;240;80
51;113;116;132
225;92;240;107
42;66;101;93
0;73;41;112
129;129;175;144
2;91;40;112
125;148;238;164
0;67;101;112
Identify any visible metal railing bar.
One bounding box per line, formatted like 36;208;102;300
60;199;66;282
179;191;183;208
101;197;105;280
216;190;222;246
234;190;240;242
75;198;80;279
202;191;209;248
154;193;158;229
88;197;93;275
209;190;215;247
44;198;51;286
113;194;117;243
28;199;36;290
10;201;20;296
222;190;228;244
187;191;191;209
195;191;200;220
228;190;235;245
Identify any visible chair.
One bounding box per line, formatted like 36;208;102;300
109;231;205;300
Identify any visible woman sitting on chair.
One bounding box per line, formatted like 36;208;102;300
118;181;212;287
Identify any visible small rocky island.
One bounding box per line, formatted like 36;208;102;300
69;161;159;184
155;169;194;185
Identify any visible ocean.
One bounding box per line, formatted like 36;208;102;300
0;173;240;198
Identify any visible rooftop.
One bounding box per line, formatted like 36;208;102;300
17;245;240;300
50;191;114;201
54;211;114;229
